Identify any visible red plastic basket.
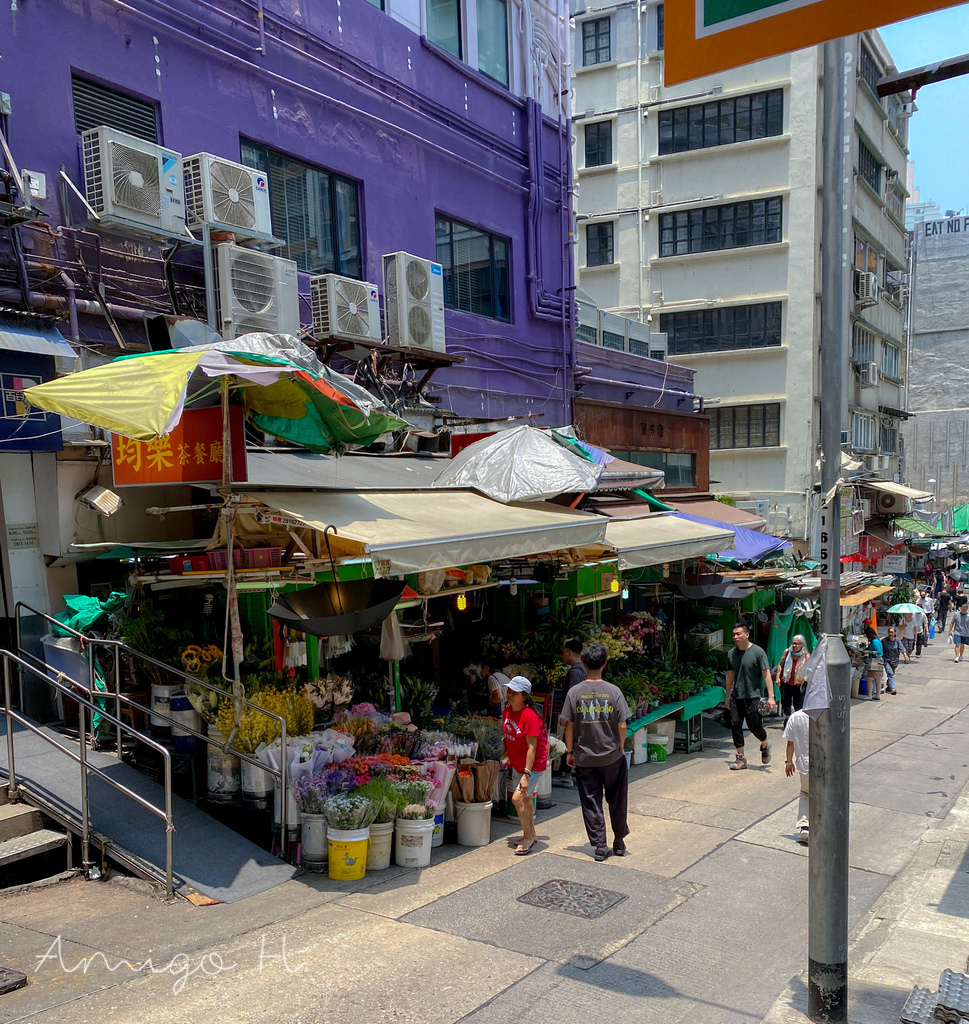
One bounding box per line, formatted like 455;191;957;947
166;555;210;575
207;549;243;571
244;547;284;569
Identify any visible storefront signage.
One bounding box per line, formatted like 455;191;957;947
881;554;908;573
639;419;667;440
112;406;247;487
0;354;62;452
6;522;38;550
923;217;969;237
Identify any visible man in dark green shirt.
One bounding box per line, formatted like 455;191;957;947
725;622;775;771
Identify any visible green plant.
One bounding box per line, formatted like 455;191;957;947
355;777;404;823
116;607;192;687
538;606;593;651
714;495;736;506
401;674;439;729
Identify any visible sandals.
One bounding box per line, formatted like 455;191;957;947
514;842;535;856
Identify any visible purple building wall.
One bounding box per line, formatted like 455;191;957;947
0;0;689;426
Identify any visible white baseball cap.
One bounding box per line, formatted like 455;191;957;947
506;676;532;694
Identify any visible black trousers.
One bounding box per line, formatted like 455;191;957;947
729;695;768;750
780;682;805;718
575;754;629;849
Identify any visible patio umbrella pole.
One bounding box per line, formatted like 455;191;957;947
221;378;244;711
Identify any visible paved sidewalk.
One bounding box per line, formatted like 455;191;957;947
1;639;967;1024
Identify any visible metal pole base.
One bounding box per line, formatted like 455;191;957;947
808;958;848;1023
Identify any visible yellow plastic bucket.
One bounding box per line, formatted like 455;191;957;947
327;826;370;881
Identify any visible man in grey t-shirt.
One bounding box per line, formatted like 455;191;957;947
725;622;775;771
560;641;631;861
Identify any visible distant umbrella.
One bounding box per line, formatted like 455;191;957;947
887;603;922;614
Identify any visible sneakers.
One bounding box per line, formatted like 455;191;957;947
594;846;613;862
613;840;628;857
798;828;810;846
761;742;772;765
730;754;748;771
887;687;897;695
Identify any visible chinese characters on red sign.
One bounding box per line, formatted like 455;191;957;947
111;406;247;486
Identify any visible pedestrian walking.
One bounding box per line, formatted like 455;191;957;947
501;676;547;856
553;640;586;788
937;588;952;632
899;612;920;663
773;634;810;723
948;605;969;663
783;708;810;845
560;641;631;862
725;622;776;771
863;625;884;700
881;626;902;695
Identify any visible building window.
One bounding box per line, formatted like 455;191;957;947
852;324;877;364
659;197;782;258
881;342;901;379
887;94;911;148
611;450;695;488
477;0;509;86
854;235;879;275
72;75;158;142
656;3;664;50
427;0;462;58
852;412;875;451
859;42;881;94
435;214;510;321
660;302;782;355
582;17;611;66
586;222;614;266
880;424;898;454
584;121;613;167
658;89;782;156
884;265;906;306
710;403;781;450
858;139;882;196
240;140;361;276
886;181;905;224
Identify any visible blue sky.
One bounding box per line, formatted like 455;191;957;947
880;7;969;215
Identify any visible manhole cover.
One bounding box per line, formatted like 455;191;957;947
0;967;27;996
517;878;628;919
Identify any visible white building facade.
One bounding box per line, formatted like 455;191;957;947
571;8;911;545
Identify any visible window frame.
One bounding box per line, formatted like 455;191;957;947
858;138;883;196
476;0;509;87
655;3;664;51
581;16;612;67
659;197;783;258
709;403;781;450
426;0;463;59
852;411;876;452
880;341;902;380
660;302;782;355
435;213;511;323
239;139;362;277
852;324;877;365
657;88;783;156
858;42;881;95
585;221;615;267
584;120;614;168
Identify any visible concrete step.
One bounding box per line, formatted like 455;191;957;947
0;828;68;869
0;802;43;842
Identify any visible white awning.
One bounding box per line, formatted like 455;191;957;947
0;321;77;359
863;480;933;502
240;489;609;575
599;513;736;569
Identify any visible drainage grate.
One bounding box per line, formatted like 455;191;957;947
516;878;628;919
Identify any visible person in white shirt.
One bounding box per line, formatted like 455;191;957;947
783;709;810;846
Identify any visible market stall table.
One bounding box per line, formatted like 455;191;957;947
624;684;726;756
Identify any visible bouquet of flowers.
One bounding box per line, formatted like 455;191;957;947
354;776;404;824
397;802;435;820
322;795;377;831
391;779;433;817
292;774;330;815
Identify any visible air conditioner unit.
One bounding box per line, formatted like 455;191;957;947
860;498;872;518
876;491;912;515
383;252;446;352
736;500;770;521
215;243;299;340
81;126;186;237
310;274;381;342
183;153;272;238
854;270;879;307
858;361;879;388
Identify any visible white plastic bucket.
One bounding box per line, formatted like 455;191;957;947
624;748;632;769
300;813;328;871
454;800;493;847
535;767;553;809
241;760;273;802
431;807;445;848
206;728;241;803
646;734;669;762
367;820;395;870
395;817;435;868
150;682;180;736
169;692;200;752
274;783;300;841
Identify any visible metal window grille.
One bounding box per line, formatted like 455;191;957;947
880;342;901;379
71;75;158;142
656;3;664;50
659;197;782;257
660;302;782;355
859;43;880;94
858;139;882;196
852;324;876;363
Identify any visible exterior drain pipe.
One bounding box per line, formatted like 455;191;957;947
0;286;147;325
57;273;81;349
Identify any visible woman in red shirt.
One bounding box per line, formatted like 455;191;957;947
502;676;547;855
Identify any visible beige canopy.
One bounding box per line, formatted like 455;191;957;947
594;514;736;570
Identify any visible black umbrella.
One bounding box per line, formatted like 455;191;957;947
268;578;406;637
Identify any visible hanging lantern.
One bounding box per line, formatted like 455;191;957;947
456;594;467;611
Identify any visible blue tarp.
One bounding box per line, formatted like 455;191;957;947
675;512;791;563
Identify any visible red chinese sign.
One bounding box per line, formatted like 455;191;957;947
112;406;247;486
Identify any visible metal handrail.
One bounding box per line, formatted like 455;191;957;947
1;650;174;897
15;602;290;845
